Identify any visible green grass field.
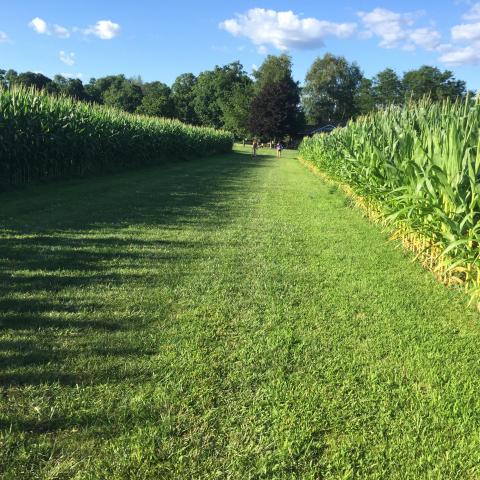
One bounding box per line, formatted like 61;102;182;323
2;146;480;479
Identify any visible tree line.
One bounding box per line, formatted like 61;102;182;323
1;53;473;141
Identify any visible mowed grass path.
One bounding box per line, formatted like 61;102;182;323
2;146;480;479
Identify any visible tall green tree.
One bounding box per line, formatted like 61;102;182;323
402;66;466;102
171;73;198;124
248;54;303;141
86;75;143;112
0;69;7;88
354;78;376;115
53;75;89;101
4;69;18;88
248;78;302;141
84;78;102;104
14;71;58;94
136;81;174;118
302;53;363;125
373;68;403;107
193;62;251;128
220;81;253;137
248;54;302;140
253;54;293;92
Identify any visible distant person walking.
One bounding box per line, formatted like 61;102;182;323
252;139;258;158
276;142;283;158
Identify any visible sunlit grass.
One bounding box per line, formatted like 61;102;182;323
1;147;480;478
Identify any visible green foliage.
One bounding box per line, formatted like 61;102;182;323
136;81;174;118
193;62;251;129
219;82;253;137
372;68;403;107
0;69;6;88
0;86;233;187
354;78;376;115
300;98;480;300
302;53;363;125
248;78;302;140
248;54;302;140
1;58;474;136
402;66;466;102
4;69;18;87
94;75;143;112
252;53;293;92
13;71;57;93
171;73;198;124
53;75;90;101
330;65;468;118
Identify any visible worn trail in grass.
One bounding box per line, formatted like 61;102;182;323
1;146;480;479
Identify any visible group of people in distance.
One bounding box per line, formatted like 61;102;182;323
250;139;284;158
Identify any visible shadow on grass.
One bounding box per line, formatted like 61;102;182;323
0;150;267;389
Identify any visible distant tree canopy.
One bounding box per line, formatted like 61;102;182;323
193;62;251;129
303;54;363;125
86;75;143;113
248;78;303;141
248;54;303;140
402;66;466;101
253;54;293;92
1;54;474;140
302;55;471;127
136;81;174;117
220;82;253;138
53;75;90;101
355;78;376;116
171;73;198;125
373;68;403;107
16;71;56;92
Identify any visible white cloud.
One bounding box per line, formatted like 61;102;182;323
84;20;120;40
61;72;83;79
0;31;9;43
358;8;415;48
409;27;443;51
358;8;441;51
439;45;480;65
451;22;480;41
219;8;356;51
59;51;75;66
463;2;480;20
52;24;70;38
440;3;480;65
29;17;49;34
29;17;120;40
357;5;480;67
29;17;70;38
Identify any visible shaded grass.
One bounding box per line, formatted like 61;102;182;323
1;146;480;478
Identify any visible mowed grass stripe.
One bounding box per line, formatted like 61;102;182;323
1;147;480;478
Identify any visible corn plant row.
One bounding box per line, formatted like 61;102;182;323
299;98;480;304
0;86;234;187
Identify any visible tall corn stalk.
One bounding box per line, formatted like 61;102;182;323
0;86;234;188
299;97;480;304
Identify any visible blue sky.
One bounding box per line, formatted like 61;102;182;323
1;0;479;89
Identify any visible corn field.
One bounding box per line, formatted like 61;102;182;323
299;98;480;303
0;86;233;187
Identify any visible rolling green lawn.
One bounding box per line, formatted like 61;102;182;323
1;146;480;479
